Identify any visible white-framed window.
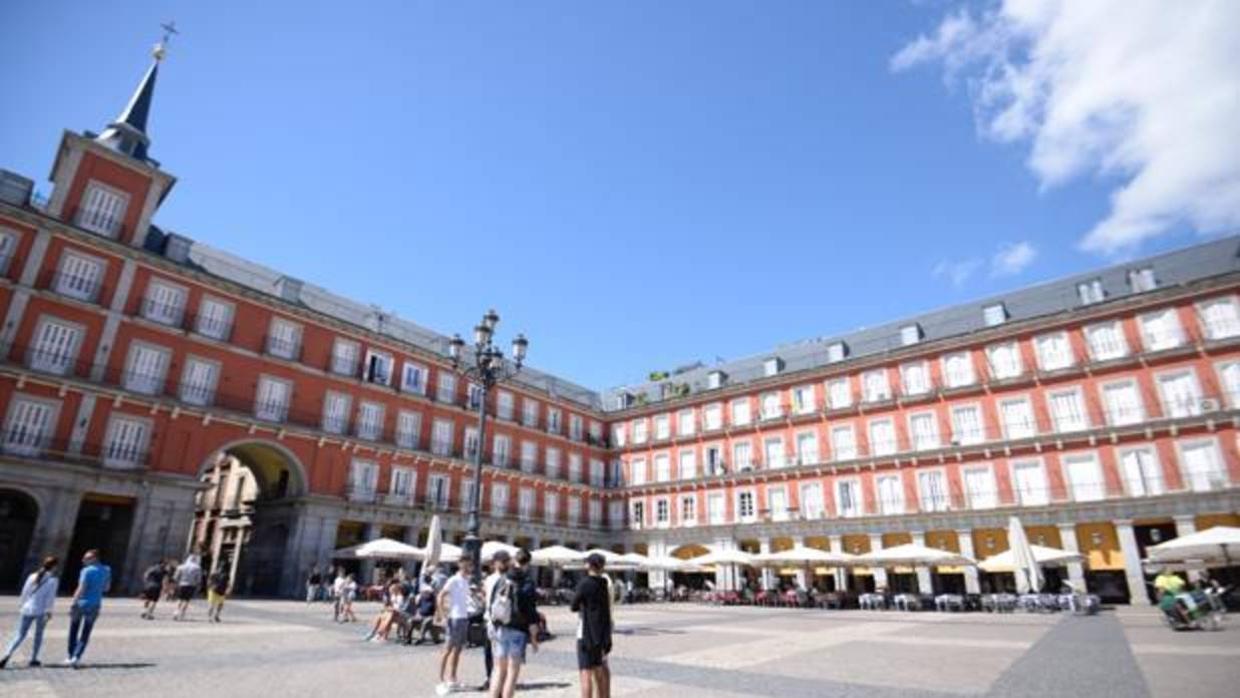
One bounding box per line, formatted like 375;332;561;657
999;397;1037;439
790;385;815;414
795;431;819;465
831;424;857;461
875;474;904;515
707;492;726;524
630;457;647;486
1217;361;1240;407
1157;369;1203;418
545;447;562;479
569;413;584;440
0;229;15;275
1198;296;1240;341
467;383;484;411
547;407;562;435
679;448;699;481
427;474;451;510
395;410;422;449
266;317;302;360
760;391;783;420
862;370;891;403
141;279;187;327
1118;446;1164;497
763;436;786;469
28;316;83;376
868;419;897;456
102;414;150;468
836;478;861;518
544;492;559;525
950;404;984;445
356;401;385;441
1047;388;1089;433
703;403;723;430
330;338;360;376
986;342;1023;380
942;352;975;388
916;469;949;512
569;452;584;482
589;420;603;445
588;499;602;529
704;444;724;475
1128;266;1157;292
123;342;170;395
1177;438;1228;492
348;458;379;500
321;390;351;435
826;342;848;363
179;356;219;406
630;500;645;529
901;362;930;396
567;497;582;525
654;497;670;527
983;302;1008;327
653;453;671;482
800;482;824;519
492;434;511;467
518;438;538;473
54;250;104;302
677;408;696;436
608;500;625;528
1035;331;1074;371
1085;321;1128;361
436;371;457;404
459;478;476;511
1077;278;1105;305
390;466;416;502
400;362;429;395
908;411;940;451
1101;380;1144;426
1140;308;1184;351
631;418;648;444
732;440;754;471
76;181;128;237
767;485;790;521
900;324;922;346
962;465;998;509
495;390;515;420
490;482;510;517
589;458;605;487
430;418;454;456
518;488;536;521
1062;452;1105;502
826;378;852;410
194;296;234;340
1010;459;1049;506
2;395;58;456
730;398;752;426
521;398;539;428
254;375;292;422
653;414;671;440
362;349;394;386
680;495;698;526
736;489;757;522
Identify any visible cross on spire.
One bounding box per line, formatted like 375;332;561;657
154;20;179;62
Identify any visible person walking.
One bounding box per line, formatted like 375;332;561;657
206;568;230;623
140;559;171;620
306;567;322;604
341;573;359;622
332;568;348;622
172;554;203;621
571;553;613;698
436;558;478;696
480;551;512;691
489;549;540;698
0;556;59;669
66;549;111;667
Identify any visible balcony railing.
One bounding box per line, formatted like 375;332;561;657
265;335;302;361
73;207;122;238
1;434;150;469
190;313;234;342
140;298;186;327
44;270;102;304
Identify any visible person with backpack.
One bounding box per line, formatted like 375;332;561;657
140;559;171;620
480;551;512;691
572;553;613;698
206;568;230;623
489;548;539;698
1;556;59;669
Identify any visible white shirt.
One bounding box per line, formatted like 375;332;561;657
482;571;503;623
442;574;473;620
19;571;58;617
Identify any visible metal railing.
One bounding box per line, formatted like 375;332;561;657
73;207;123;238
43;270;102;304
139;298;186;327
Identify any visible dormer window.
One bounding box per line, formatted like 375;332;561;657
826;342;848;363
983;303;1007;327
900;324;922;346
707;370;727;389
1128;267;1157;293
762;357;783;377
1077;278;1105;305
614;392;633;410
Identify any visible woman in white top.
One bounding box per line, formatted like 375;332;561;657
1;556;59;669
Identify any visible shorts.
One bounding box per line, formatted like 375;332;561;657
142;586;161;602
576;640;609;670
446;618;470;648
493;626;528;663
208;589;227;605
176;585;196;601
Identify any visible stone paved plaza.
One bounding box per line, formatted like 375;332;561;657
1;597;1238;697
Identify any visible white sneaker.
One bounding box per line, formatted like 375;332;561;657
434;683;451;696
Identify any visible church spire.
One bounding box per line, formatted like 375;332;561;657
95;22;177;164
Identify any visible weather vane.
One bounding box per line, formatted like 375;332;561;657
153;20;179;62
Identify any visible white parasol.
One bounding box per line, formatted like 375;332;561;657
1146;526;1240;565
1007;517;1044;594
423;515;443;568
978;544;1085;572
531;544;585;567
857;543;975;568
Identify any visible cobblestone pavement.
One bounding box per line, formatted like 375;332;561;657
1;597;1237;697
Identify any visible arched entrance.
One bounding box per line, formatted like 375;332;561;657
0;489;38;591
191;440;307;597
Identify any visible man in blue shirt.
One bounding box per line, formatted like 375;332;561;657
67;549;111;667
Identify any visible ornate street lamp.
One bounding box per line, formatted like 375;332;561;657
447;309;528;582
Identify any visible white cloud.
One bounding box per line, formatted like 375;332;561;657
893;0;1240;254
932;257;983;287
991;240;1037;276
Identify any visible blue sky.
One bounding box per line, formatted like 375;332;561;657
2;1;1231;390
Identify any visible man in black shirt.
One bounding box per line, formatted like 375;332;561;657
489;549;540;698
571;553;612;698
140;560;170;620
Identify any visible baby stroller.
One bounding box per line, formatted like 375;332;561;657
1159;589;1225;631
